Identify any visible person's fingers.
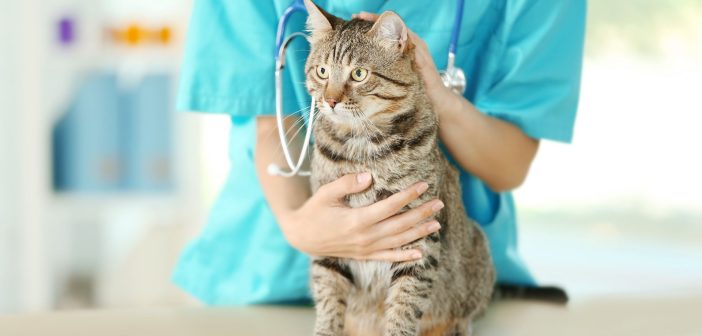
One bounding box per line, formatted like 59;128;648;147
358;182;429;225
316;172;373;203
410;38;433;73
356;248;423;262
371;220;441;251
409;32;434;68
406;31;445;92
365;199;444;242
352;11;380;21
409;31;426;48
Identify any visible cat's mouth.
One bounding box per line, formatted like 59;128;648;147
324;110;356;124
316;99;378;130
320;102;356;120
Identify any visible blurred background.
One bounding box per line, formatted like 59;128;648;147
0;0;700;314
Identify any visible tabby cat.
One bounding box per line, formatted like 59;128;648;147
303;1;495;335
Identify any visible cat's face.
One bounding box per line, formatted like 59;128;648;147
304;0;417;126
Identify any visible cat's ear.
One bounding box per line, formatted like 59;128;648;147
304;0;340;35
368;11;409;52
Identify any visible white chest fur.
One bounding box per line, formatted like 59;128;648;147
344;260;393;335
348;260;392;293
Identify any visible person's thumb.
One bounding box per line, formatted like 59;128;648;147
352;12;379;22
318;172;372;202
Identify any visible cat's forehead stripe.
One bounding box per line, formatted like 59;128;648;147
332;38;341;62
336;43;351;65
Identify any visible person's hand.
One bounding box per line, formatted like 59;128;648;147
279;172;444;262
352;12;458;118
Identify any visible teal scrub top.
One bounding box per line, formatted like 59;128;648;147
173;0;586;305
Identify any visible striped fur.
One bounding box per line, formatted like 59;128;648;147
304;2;495;335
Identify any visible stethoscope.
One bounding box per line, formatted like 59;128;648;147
268;0;466;177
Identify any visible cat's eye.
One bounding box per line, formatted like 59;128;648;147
316;65;329;79
350;68;368;82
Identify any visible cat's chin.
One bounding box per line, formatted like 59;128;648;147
322;109;358;125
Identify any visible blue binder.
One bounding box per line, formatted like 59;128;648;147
122;74;174;191
53;72;124;192
52;72;174;193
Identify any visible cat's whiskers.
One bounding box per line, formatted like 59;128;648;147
265;105;310;140
352;109;387;168
347;110;364;159
358;117;372;165
308;107;323;161
262;112;304;149
354;110;373;164
279;108;309;140
349;112;362;161
282;104;320;156
283;119;308;153
283;112;309;138
267;105;312;158
353;114;370;163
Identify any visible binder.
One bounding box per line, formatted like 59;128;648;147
53;72;124;192
52;71;174;193
122;74;174;191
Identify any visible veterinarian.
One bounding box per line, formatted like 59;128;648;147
173;0;586;305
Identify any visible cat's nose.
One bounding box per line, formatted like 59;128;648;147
325;98;337;108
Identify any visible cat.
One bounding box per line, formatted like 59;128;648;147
303;1;495;335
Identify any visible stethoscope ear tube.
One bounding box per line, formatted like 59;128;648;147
270;32;314;177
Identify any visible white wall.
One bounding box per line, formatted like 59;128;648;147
0;0;21;314
0;0;202;313
0;0;52;313
516;3;702;215
0;0;45;311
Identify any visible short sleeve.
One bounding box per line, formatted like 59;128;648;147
176;0;309;116
472;0;586;143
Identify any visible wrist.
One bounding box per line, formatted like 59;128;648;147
424;73;446;100
277;206;299;229
277;208;305;250
428;85;460;122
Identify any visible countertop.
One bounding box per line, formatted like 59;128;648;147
1;294;700;336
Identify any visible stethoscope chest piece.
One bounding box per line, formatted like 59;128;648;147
440;65;467;95
439;51;467;95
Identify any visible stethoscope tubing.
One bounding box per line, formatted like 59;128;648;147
448;0;465;55
273;31;315;177
275;0;307;61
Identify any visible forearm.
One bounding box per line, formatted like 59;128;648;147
255;116;311;223
433;89;539;192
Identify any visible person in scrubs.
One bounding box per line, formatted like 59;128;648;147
173;0;586;305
